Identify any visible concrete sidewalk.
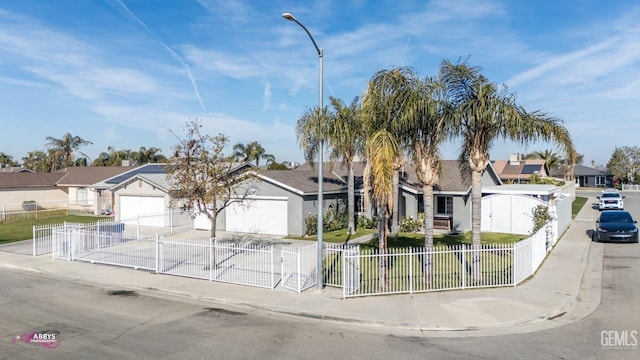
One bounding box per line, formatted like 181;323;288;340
0;199;601;337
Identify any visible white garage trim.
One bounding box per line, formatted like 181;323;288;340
226;196;288;236
119;196;166;227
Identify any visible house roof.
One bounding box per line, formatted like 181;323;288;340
0;166;32;173
261;160;495;195
0;172;66;188
55;166;135;186
491;159;548;180
92;163;168;189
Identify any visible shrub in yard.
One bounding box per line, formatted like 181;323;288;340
399;216;422;233
357;215;377;229
304;214;318;236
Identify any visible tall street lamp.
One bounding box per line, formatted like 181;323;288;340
282;12;324;291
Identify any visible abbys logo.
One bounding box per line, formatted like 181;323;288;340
12;331;60;349
601;330;638;349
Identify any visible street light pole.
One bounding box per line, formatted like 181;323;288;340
282;12;324;291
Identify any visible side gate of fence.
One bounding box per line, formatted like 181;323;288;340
281;244;317;293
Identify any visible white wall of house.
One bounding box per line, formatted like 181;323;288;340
0;187;68;211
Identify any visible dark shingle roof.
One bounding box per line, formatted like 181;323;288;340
265;160;476;194
0;172;66;188
55;166;135;186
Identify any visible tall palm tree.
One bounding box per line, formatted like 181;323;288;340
361;67;416;238
45;132;92;167
440;59;575;280
397;75;450;250
363;129;399;288
327;96;364;235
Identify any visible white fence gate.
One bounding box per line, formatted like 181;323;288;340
481;194;547;235
323;243;360;287
281;244;317;293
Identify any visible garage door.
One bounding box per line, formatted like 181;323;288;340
226;197;288;236
119;196;165;227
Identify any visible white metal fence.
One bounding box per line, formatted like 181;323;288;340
323;243;360;288
50;226;280;290
33;219;115;256
342;222;555;298
621;184;640;191
43;216;560;297
281;244;317;293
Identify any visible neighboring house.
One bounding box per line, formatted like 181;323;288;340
492;155;550;183
550;164;613;188
0;166;32;173
0;172;67;211
54;166;136;215
92;164;171;223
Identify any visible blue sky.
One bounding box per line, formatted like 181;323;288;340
1;0;639;167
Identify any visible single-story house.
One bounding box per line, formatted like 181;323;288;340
0;166;139;216
92;164;171;223
0;172;68;212
550;164;614;188
104;160;560;237
222;160;503;236
54;166;136;215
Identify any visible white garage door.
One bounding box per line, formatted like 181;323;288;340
226;197;288;236
119;196;165;227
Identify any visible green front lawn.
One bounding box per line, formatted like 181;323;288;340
365;231;526;248
0;215;109;244
286;228;376;243
572;196;587;218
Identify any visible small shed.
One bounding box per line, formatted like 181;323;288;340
481;184;561;235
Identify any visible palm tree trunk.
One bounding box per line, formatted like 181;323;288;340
391;170;399;238
422;185;434;281
378;205;388;291
347;163;355;235
471;169;483;280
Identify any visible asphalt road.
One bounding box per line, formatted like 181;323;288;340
0;191;638;359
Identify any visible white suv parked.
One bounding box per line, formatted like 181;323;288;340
598;189;624;210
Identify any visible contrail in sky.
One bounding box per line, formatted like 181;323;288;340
111;0;206;111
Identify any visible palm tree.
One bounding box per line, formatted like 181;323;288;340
397;75;450;251
363;129;399;288
134;146;164;164
296;106;331;236
327;96;364;235
361;67;416;238
233;141;274;166
0;152;17;167
22;151;47;172
527;149;563;170
45;132;92;167
440;59;575;280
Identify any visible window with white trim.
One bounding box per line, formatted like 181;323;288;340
76;188;87;205
436;196;453;215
